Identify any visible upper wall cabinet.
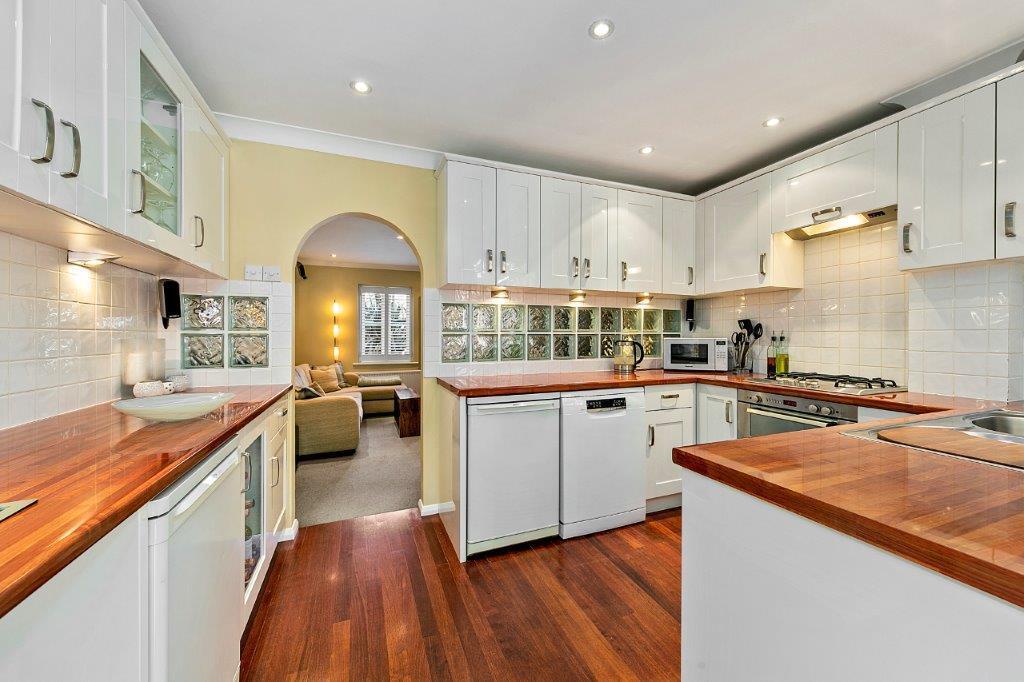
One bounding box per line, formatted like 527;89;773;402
183;106;229;276
439;160;497;286
662;197;697;296
580;183;618;292
617;190;663;293
540;176;582;290
997;72;1024;260
496;169;541;287
898;85;995;270
770;124;897;234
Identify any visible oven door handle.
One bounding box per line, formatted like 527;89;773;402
745;406;838;428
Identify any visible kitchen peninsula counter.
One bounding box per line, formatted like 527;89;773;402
0;384;291;619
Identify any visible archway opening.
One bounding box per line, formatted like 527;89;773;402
290;213;424;526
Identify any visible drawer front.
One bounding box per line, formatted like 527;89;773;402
264;398;290;438
644;385;695;411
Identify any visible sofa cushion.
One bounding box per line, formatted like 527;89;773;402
357;384;405;402
293;363;312;388
313;362;349;388
326;389;363;419
309;367;341;393
294;385;321;400
358;374;403;387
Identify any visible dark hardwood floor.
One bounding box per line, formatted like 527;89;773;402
241;509;681;681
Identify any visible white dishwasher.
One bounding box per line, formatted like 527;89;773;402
467;394;560;555
560;388;646;539
147;441;243;682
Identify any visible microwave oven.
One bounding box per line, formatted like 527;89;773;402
663;337;730;372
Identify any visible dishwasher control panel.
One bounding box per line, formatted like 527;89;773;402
586;397;626;411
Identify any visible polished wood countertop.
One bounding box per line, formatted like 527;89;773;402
437;369;986;414
673;408;1024;608
0;384;291;619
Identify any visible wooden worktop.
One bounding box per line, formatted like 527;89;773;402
0;384;291;619
437;370;986;414
673;409;1024;608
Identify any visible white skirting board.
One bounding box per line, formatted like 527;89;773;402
646;493;681;513
559;507;646;539
419;499;455;516
278;519;299;542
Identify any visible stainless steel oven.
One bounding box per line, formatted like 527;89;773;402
737;389;857;438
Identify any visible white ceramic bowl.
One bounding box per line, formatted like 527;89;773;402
112;392;235;422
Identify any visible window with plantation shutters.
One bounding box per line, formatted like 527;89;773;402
358;285;413;362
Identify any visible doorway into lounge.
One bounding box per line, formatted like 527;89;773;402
291;213;422;526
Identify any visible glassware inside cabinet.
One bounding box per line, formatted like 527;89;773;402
242;434;264;587
139;54;180;235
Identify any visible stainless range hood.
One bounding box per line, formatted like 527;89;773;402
785;204;897;241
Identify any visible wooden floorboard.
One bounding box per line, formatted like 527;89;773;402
241;509;681;681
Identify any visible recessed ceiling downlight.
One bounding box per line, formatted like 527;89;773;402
639;145;654;155
589;19;614;39
350;80;372;95
763;116;783;128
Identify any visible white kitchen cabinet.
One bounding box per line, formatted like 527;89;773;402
644;384;695;504
770;124;897;234
580;183;618;292
439;160;497;286
265;407;288;539
697;384;737;443
0;0;22;189
662;197;698;295
183;104;229;277
898;85;995;270
618;189;663;293
997;71;1024;260
495;169;541;287
540;175;582;289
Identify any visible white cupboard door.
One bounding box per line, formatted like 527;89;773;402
18;0;53;204
898;86;995;270
997;72;1024;260
646;408;693;499
580;183;618;292
540;175;581;289
104;0;126;234
697;389;737;444
662;197;697;295
495;169;541;287
47;0;75;213
71;0;110;226
0;0;24;189
770;124;897;234
442;161;497;285
703;175;771;294
617;189;663;293
183;105;228;276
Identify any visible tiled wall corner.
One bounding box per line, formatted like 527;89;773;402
160;277;294;387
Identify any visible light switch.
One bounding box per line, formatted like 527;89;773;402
244;264;262;281
262;265;282;282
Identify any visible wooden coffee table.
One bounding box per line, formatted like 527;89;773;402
394;387;420;437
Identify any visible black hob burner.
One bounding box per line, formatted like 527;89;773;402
754;372;907;396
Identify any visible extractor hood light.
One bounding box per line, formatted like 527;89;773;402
589;19;614;39
349;80;372;95
490;286;510;300
763;117;783;128
635;292;653;306
68;251;118;267
638;145;654;155
569;290;587;303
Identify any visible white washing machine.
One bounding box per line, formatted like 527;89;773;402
559;388;646;539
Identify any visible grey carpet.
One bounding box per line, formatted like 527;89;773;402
295;416;421;527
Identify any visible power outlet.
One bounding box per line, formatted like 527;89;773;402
244;264;262;281
262;265;282;282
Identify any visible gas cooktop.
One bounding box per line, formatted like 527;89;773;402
749;372;908;396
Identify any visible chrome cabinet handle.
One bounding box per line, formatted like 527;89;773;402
648;424;655;447
276;407;289;417
1006;202;1017;238
30;99;55;164
687;266;694;286
486;249;494;272
129;169;146;214
759;253;767;276
500;250;508;273
661;393;680;399
59;119;81;178
572;256;579;278
584;257;591;279
725;400;733;424
271;456;280;486
621;261;628;282
902;223;913;252
241;452;251;493
192;216;206;247
811;206;842;223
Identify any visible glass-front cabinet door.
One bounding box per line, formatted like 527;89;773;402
242;432;265;591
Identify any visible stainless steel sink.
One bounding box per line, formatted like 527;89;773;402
0;499;36;523
971;413;1024;437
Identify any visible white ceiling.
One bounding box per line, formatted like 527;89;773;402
140;1;1024;193
298;215;418;269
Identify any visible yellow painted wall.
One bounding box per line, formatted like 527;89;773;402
228;140;447;508
294;264;421;371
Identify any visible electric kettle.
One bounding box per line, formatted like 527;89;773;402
613;339;645;375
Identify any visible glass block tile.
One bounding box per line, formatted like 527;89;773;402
229;334;268;367
441;334;469;362
500;334;525;361
441;303;470;332
576;306;597;332
553;306;575;332
499;304;525;333
471;304;498;333
528;305;552;332
642;334;661;358
663;308;682;334
182;295;224;330
181;333;224;368
472;333;498;362
600;334;621;359
643;308;662;333
600;307;621;332
527;334;551;360
577;334;598;359
553;333;575;359
229;296;269;331
621;308;641;333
